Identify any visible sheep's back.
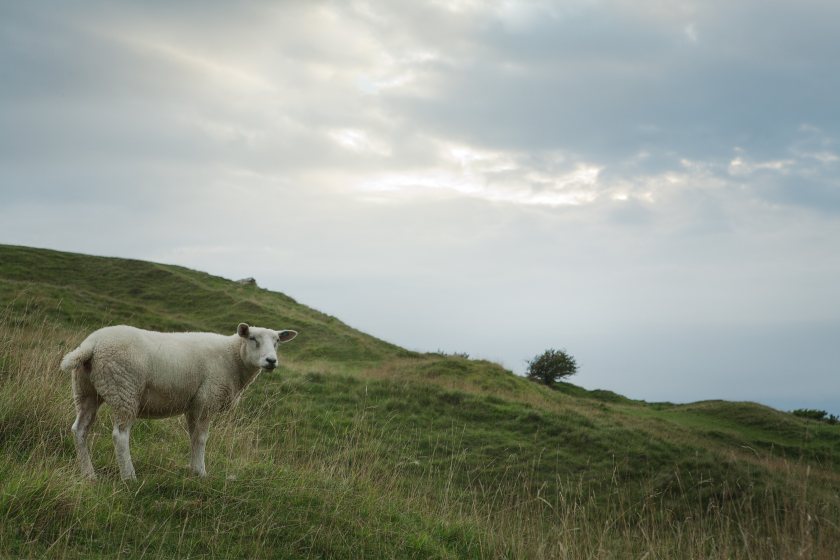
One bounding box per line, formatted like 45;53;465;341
85;326;237;417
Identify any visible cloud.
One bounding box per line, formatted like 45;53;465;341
4;0;839;214
355;0;840;173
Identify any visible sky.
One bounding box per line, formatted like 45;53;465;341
1;0;839;413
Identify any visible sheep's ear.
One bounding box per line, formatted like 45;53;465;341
237;323;250;338
277;330;297;343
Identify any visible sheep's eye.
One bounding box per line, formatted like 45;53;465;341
249;336;259;347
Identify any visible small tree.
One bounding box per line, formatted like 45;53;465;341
527;348;577;387
792;409;839;425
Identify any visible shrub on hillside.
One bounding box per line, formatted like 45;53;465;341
526;349;578;387
792;409;839;424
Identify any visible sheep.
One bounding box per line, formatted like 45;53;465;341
60;323;298;480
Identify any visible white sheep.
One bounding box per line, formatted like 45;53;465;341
60;323;297;480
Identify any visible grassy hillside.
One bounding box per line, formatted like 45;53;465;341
0;244;409;364
1;244;839;559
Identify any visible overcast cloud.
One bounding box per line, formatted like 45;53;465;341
1;0;839;412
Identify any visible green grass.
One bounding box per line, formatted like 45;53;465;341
1;243;839;558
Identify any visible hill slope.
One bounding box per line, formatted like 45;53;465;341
1;244;839;559
0;244;409;363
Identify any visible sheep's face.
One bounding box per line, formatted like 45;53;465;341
237;323;298;371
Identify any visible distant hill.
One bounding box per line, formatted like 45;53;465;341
1;243;838;559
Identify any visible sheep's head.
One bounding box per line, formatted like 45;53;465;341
237;323;297;371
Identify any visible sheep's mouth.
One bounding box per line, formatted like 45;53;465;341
262;364;277;371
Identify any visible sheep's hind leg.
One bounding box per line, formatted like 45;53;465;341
186;411;210;477
112;417;136;481
71;392;101;480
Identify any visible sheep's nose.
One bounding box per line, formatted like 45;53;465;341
265;357;277;366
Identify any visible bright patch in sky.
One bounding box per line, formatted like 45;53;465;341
329;129;392;156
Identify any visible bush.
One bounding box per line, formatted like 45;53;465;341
792;409;839;424
526;349;577;387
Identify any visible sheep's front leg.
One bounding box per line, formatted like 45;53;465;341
187;411;210;477
112;418;136;481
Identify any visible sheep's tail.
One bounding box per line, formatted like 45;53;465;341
60;341;94;374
